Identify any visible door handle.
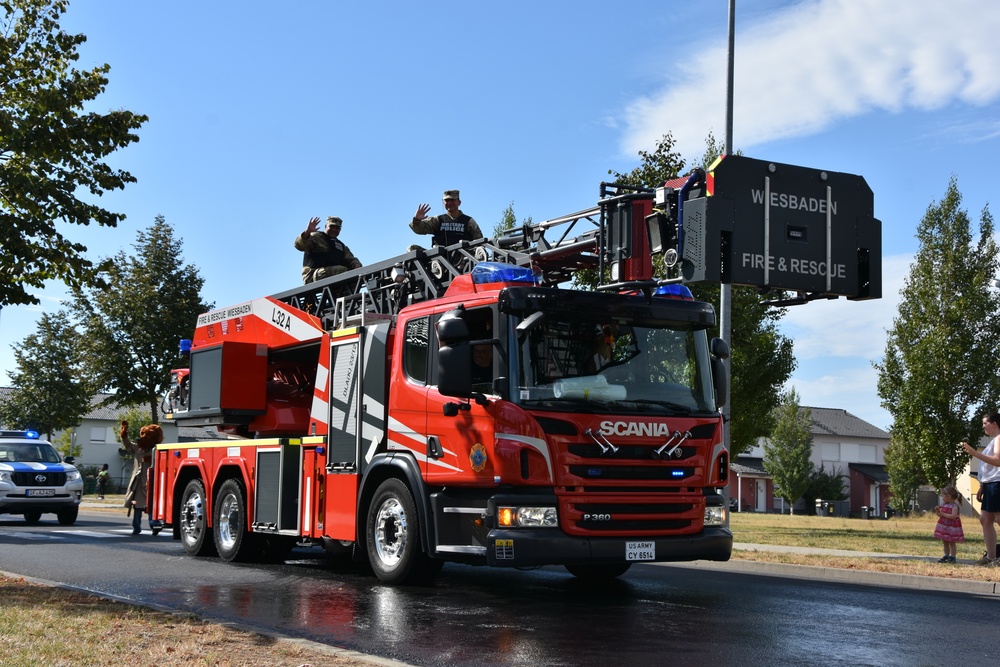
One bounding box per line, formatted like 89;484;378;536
427;436;444;460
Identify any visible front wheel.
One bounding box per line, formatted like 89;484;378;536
214;478;251;562
180;479;216;557
564;563;632;581
57;507;78;526
23;510;42;524
365;478;439;585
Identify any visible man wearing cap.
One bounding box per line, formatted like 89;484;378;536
294;216;362;284
410;190;483;247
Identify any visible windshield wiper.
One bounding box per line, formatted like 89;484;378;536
614;398;694;413
521;397;606;412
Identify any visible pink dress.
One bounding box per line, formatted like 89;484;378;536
933;502;964;542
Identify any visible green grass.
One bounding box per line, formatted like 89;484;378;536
730;511;999;581
731;511;982;556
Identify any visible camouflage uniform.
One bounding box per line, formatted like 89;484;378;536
410;190;484;246
294;216;362;284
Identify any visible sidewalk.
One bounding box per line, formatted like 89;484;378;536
661;542;1000;597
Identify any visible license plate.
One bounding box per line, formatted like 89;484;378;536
626;540;655;561
27;489;55;497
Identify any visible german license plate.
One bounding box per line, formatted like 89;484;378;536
27;489;54;497
626;541;655;561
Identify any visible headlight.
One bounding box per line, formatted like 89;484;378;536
497;506;558;528
0;471;11;484
704;505;726;526
65;469;82;482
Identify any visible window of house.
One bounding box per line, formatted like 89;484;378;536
841;443;859;462
821;443;840;460
859;444;876;463
89;427;110;443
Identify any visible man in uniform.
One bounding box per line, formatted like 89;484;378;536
410;190;483;246
294;216;362;284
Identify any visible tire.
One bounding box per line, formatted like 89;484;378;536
57;507;78;526
214;478;252;562
564;563;632;581
23;510;42;524
365;478;439;585
179;479;216;557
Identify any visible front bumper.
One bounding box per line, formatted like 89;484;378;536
485;525;733;567
0;489;82;515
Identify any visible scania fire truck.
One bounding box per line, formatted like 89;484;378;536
153;155;880;584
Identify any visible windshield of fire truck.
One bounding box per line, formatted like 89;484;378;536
513;315;717;415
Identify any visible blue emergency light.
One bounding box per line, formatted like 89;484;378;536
471;262;537;285
654;284;694;300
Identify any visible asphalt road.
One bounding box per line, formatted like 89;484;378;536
1;509;997;667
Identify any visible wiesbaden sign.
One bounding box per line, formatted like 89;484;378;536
680;155;881;300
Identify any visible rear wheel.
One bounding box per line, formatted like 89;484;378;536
365;478;440;585
57;507;78;526
23;510;42;524
214;479;252;562
180;479;216;557
564;563;632;581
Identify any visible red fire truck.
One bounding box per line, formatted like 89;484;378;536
154;156;879;584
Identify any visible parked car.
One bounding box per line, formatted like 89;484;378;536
0;430;83;525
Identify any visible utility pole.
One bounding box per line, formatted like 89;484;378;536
722;1;735;449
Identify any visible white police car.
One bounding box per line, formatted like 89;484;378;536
0;430;83;525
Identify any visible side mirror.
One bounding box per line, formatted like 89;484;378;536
710;337;730;409
438;342;473;398
437;307;470;345
63;456;75;465
710;337;730;361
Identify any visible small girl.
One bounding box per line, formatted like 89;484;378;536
933;485;964;563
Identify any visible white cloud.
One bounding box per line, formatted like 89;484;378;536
779;253;910;361
622;0;1000;159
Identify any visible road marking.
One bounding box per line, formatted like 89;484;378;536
52;529;121;538
0;531;62;540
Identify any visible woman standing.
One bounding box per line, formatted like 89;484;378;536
962;412;1000;566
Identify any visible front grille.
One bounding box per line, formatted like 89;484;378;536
12;471;66;486
568;465;693;481
567;444;696;459
562;497;702;536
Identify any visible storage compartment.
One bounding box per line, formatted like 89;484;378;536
186;341;268;420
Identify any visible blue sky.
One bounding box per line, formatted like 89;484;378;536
2;0;999;431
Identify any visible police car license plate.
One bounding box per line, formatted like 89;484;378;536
626;541;655;561
27;489;54;497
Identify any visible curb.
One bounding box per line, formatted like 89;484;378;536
659;553;1000;596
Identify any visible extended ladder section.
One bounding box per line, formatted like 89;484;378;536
269;204;614;330
266;154;882;330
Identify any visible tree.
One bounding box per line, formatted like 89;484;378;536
801;465;847;515
883;431;926;514
763;389;813;514
71;217;211;423
606;133;796;456
0;311;92;438
53;428;81;459
495;201;530;238
0;0;148;307
875;178;1000;489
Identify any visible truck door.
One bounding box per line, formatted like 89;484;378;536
424;306;497;485
388;316;433;471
